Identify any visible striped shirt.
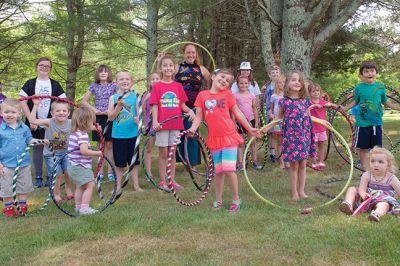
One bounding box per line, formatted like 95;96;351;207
67;130;92;168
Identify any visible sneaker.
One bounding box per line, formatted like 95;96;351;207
172;180;184;190
318;162;326;169
269;154;276;163
213;201;223;211
311;163;320;170
107;174;115;182
18;205;28;216
34;177;43;188
79;207;98;216
252;161;262;170
368;211;380;222
44;178;51;187
339;201;353;215
158;181;171;191
228;200;241;213
2;206;15;217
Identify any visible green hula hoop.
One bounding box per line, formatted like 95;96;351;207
243;118;354;212
151;41;216;73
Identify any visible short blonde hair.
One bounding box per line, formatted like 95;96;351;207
274;74;286;94
1;98;21;111
115;70;133;81
50;101;70;112
71;106;95;132
284;70;307;99
369;146;397;174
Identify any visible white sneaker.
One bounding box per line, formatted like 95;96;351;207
79;207;98;216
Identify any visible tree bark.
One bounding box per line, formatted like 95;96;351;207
146;0;160;77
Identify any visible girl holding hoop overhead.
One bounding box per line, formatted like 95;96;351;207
189;68;259;213
82;65;118;182
339;147;400;221
174;44;211;168
19;57;66;188
265;70;316;201
67;106;102;215
150;55;195;190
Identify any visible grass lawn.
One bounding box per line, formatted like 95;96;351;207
1;118;400;266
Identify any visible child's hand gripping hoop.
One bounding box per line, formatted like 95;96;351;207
243;118;354;212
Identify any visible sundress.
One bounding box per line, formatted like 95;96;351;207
279;97;316;162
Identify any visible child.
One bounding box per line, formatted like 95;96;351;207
150;55;195;190
82;65;118;182
0;98;47;217
108;70;143;195
262;65;281;162
339;147;400;222
308;83;337;169
189;68;259;213
270;70;317;201
29;99;73;203
142;72;160;178
0;81;6;124
342;61;400;170
67;106;102;215
234;75;261;170
269;74;287;169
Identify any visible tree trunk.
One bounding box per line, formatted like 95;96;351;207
146;0;160;77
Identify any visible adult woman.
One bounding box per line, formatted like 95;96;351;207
174;44;211;166
19;57;66;188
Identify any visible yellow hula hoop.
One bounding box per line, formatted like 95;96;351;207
150;41;216;73
243;117;354;211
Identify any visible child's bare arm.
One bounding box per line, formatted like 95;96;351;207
188;108;203;135
82;91;102;114
152;105;161;131
383;100;400;111
181;103;195;120
107;96;123;121
28;99;50;127
79;142;102;157
390;176;400;196
358;172;370;200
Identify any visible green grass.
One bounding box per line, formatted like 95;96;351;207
1;120;400;266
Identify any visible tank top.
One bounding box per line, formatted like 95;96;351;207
175;62;203;108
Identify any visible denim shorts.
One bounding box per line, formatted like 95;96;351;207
44;152;68;177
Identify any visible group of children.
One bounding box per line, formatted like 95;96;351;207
0;58;399;220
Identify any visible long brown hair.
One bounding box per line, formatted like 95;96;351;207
95;65;113;83
283;70;307;99
157;54;176;80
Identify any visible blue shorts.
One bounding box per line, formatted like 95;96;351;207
112;137;140;167
44;152;68;177
354;126;382;149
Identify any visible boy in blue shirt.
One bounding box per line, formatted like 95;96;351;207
0;98;47;217
342;62;400;170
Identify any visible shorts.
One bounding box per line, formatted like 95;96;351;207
67;163;94;187
0;166;33;197
112;137;140;167
314;131;327;142
44;152;68;177
237;120;256;135
211;146;238;175
155;130;181;147
31;127;45;139
92;115;112;141
354;126;382;149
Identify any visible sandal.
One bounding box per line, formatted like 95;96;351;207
368;211;380;222
212;201;223;211
339;201;353;215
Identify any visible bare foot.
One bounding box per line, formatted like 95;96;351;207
134;187;145;192
299;193;308;199
54;196;63;203
292;195;300;201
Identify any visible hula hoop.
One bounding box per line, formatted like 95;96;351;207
243;118;354;211
49;148;116;217
165;130;214;206
150;41;216;73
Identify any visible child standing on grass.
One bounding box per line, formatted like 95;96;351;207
189;68;259;213
142;72;160;179
108;70;143;196
150;55;195;190
269;74;287;169
68;106;102;215
308;83;337;170
339;147;400;222
267;70;316;201
0;98;48;217
82;65;118;182
29;99;73;203
342;61;400;170
234;75;261;171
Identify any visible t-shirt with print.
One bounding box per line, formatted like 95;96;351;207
88;82;118;112
354;82;387;127
34;79;52;119
149;81;187;130
310;98;328;133
234;92;255;121
44;118;71;156
195;89;243;149
68;130;92;169
112;91;138;139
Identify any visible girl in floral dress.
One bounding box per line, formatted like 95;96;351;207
277;70;316;200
